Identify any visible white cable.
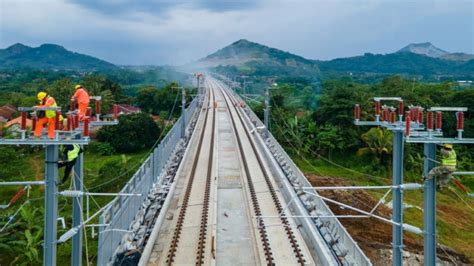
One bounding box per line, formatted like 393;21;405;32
0;200;30;232
90;89;181;191
449;186;474;212
270;98;383;180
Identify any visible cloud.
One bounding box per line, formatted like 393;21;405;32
65;0;258;15
0;0;472;65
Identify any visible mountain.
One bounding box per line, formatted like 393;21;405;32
317;52;473;77
440;52;474;61
200;39;314;66
398;42;448;58
196;39;321;79
203;40;474;81
397;42;474;61
0;43;32;60
0;43;117;71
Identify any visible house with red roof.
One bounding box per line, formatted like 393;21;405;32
0;104;17;121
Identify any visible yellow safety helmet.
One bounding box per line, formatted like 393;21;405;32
75;84;82;90
443;144;453;149
37;92;47;101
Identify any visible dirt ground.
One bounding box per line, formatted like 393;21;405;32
305;173;471;265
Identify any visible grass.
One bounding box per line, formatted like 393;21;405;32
287;148;474;261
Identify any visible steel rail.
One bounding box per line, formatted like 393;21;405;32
166;88;215;265
196;87;216;264
218;81;306;265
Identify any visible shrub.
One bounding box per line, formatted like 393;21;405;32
96;113;160;153
88;141;115;156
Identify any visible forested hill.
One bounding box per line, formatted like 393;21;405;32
317;52;474;77
0;43;117;71
200;40;474;81
195;39;321;79
200;39;314;67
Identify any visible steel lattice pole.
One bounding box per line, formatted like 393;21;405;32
44;145;59;266
423;143;437;265
392;130;404;266
181;87;186;138
72;141;84;266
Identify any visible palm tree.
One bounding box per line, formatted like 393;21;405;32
357;127;392;169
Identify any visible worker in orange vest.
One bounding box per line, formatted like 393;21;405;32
34;92;58;139
72;84;90;120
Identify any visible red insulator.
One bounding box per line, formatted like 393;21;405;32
113;104;119;120
21;112;27;130
95;100;101;115
436;111;442;130
74;114;79;129
83;118;90;137
67;115;72;131
390;111;396;124
375;101;381;115
354;104;361;120
398;101;404;116
32;116;37;131
71;99;76;111
9;188;25;205
405;112;411;136
427;111;434;130
409;108;415;121
417;109;424;124
457;112;464;130
55;111;60;130
382;108;389;122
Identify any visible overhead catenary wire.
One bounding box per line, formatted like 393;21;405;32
270;118;377;211
89;89;182;191
269;93;384;180
241;90;387;211
88;86;185;263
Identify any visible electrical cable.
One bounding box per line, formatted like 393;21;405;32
448;186;474;212
0;200;30;232
71;173;91;266
437;236;458;265
239;89;384;211
269;94;384;180
89;89;181;191
84;86;186;263
269;115;376;211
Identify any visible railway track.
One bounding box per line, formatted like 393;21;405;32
166;88;216;265
216;80;309;265
147;79;314;265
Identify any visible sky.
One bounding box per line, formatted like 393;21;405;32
0;0;473;65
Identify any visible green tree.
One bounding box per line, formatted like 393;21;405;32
45;78;74;110
154;83;180;116
315;124;345;159
81;74;123;101
136;86;158;113
0;204;44;265
314;80;362;127
357;127;392;169
96;113;160;152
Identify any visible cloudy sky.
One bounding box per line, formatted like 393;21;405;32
0;0;472;65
